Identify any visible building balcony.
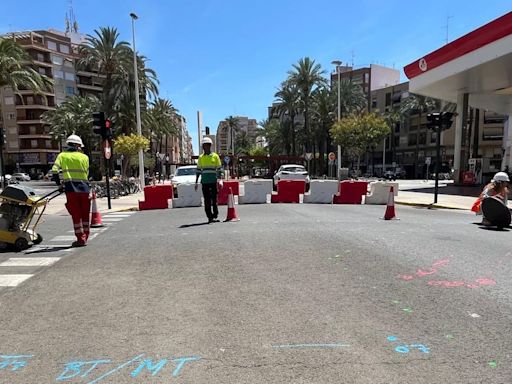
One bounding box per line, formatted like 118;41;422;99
76;69;106;78
16;104;55;111
32;60;53;68
77;83;102;92
17;119;45;125
18;134;52;139
17;90;54;97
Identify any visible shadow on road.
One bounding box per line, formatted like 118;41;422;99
472;222;511;232
179;222;210;228
24;245;74;254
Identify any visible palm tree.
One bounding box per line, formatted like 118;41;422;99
400;93;440;178
144;98;178;153
337;79;367;118
311;86;336;174
261;118;288;156
234;130;253;156
77;27;132;118
43;96;101;153
225;116;239;155
274;81;299;156
383;107;402;165
287;57;326;152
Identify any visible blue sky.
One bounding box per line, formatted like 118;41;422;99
1;1;510;154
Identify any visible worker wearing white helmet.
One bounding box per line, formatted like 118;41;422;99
472;171;509;225
195;136;223;223
51;134;91;247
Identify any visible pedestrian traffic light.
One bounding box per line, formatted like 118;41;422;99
105;119;113;140
92;112;106;138
0;128;6;147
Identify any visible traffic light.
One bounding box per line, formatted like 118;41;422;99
92;112;105;138
0;128;6;147
427;112;454;131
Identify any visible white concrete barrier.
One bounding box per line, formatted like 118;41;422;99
303;180;339;204
365;181;399;205
172;183;203;208
239;179;272;204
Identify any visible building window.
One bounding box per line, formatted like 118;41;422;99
46;140;52;149
385;93;391;106
64;59;73;68
59;44;70;54
483;111;505;124
47;40;57;50
371;99;377;109
64;72;75;81
4;96;14;105
54;70;64;79
37;53;45;62
419;132;426;145
7;113;15;120
52;55;63;65
31;140;38;148
65;86;75;95
408;134;417;146
431;132;437;143
364;73;370;83
38;67;46;75
8;141;18;149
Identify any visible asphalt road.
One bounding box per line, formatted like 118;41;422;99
0;203;511;383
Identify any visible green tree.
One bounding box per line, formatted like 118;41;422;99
77;27;132;118
114;134;150;176
225;115;240;155
42;96;100;153
287;57;326;152
400;93;440;177
274;81;299;155
331;113;390;171
144;98;179;154
261;118;287;156
234;130;254;156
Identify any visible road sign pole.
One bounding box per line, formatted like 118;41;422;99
104;139;112;209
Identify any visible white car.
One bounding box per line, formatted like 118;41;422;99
12;173;31;182
171;165;197;188
273;164;310;188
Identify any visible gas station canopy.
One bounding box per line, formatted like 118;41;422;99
404;12;512;115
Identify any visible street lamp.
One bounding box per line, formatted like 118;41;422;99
331;60;342;180
130;12;145;190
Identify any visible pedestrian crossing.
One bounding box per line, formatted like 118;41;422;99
0;211;137;288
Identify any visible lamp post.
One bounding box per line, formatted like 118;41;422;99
130;12;145;190
331;60;342;180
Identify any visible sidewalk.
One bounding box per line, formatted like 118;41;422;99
396;190;512;210
42;192;143;216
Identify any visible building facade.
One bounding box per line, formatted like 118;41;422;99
371;81;506;178
216;116;259;154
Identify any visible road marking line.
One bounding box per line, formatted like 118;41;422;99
89;233;99;240
24;245;74;254
50;236;77;242
0;257;60;267
104;214;131;218
0;274;33;286
101;218;123;222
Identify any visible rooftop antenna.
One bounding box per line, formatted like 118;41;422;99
65;0;79;34
444;15;454;44
351;50;355;67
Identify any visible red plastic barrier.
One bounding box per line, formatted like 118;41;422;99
139;184;173;210
271;180;306;203
333;180;368;204
217;180;240;205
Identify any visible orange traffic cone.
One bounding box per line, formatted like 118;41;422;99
383;186;398;220
90;191;104;227
224;188;239;222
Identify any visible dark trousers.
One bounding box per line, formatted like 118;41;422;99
202;183;218;220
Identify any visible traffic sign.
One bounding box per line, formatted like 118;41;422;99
328;152;336;161
425;157;431;165
305;153;313;161
224;156;230;164
104;140;112;160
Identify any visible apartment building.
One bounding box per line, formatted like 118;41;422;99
216;116;259;154
0;30;81;175
370;81;506;178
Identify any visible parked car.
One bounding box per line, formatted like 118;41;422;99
170;165;197;189
273;164;310;190
384;168;406;180
12;173;31;182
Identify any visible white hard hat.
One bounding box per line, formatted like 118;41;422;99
202;137;213;145
66;134;84;147
492;171;510;182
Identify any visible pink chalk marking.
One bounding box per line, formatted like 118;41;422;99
432;260;450;267
427;281;444;286
416;268;437;277
442;281;466;287
475;278;496;286
397;275;415;281
465;284;479;289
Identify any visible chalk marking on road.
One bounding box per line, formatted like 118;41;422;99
271;343;350;349
0;257;60;267
50;236;77;242
0;274;33;287
86;354;145;384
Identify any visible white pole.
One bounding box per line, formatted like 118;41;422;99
337;68;342;180
382;138;386;176
453;93;466;183
131;13;145;189
197;111;202;155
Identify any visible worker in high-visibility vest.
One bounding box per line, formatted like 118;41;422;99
195;137;223;223
52;134;90;247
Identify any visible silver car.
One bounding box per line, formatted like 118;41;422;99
273;164;310;189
